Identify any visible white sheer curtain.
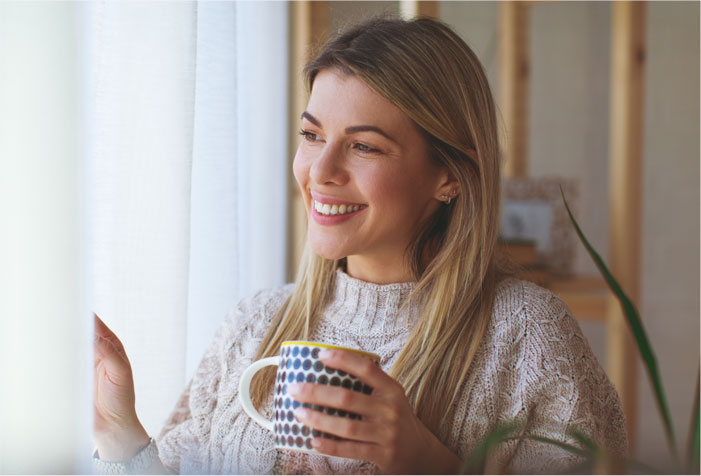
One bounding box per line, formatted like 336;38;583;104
90;0;289;438
0;1;288;471
0;3;92;473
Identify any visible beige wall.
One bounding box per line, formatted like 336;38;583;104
330;1;398;36
639;2;699;468
329;1;700;468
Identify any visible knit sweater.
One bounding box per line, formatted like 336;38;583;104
157;269;627;474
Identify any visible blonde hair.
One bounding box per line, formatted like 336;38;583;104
252;17;503;437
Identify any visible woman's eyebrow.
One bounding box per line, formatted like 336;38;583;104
301;111;321;127
344;125;397;144
301;111;398;145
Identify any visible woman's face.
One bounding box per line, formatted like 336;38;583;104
293;69;453;283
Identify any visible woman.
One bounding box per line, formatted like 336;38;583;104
93;17;627;474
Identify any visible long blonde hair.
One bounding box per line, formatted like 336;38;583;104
252;17;503;438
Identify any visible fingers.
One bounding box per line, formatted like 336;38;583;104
293;407;387;444
319;349;402;396
93;313;130;366
310;434;382;462
94;313;119;341
288;382;394;420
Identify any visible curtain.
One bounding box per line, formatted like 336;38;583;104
90;0;289;439
0;3;92;473
0;1;289;471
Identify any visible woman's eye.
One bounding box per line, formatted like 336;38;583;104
299;129;322;142
355;143;379;154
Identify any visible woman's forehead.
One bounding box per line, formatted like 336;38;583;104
306;69;415;134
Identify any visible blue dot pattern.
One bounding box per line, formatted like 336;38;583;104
272;344;376;452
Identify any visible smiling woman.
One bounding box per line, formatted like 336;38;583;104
93;16;628;475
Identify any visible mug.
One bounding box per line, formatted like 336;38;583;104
238;341;380;454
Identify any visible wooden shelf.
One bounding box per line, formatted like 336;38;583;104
547;276;609;322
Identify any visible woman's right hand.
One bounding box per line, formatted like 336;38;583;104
93;313;150;461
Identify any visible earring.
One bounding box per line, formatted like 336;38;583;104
439;190;458;205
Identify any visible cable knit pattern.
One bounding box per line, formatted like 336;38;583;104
157;270;627;474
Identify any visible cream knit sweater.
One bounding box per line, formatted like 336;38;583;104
157;269;627;474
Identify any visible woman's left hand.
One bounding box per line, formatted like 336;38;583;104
288;349;462;474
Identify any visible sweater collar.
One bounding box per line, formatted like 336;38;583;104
322;268;420;335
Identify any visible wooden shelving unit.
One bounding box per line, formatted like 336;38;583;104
498;0;646;446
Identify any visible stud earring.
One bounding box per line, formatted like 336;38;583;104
439;190;458;205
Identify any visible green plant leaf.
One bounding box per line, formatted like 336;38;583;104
523;435;590;458
567;428;599;454
462;422;523;473
560;188;678;462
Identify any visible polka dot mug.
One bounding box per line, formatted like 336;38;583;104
238;341;380;455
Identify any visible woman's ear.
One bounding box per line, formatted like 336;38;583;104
434;169;460;204
433;148;476;203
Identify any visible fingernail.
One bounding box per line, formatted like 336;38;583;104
294;408;309;420
288;383;302;395
319;349;334;359
311;438;322;448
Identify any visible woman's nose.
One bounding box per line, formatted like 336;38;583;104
309;143;348;186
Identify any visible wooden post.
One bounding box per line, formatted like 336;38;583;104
606;1;646;450
399;0;440;20
498;1;531;178
287;1;330;281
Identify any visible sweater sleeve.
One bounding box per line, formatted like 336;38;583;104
486;282;628;474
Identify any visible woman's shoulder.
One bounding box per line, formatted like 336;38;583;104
491;276;572;329
484;278;628;464
486;277;614;398
487;277;592;360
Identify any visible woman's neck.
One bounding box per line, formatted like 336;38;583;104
344;255;416;285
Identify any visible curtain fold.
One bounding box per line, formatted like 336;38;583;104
186;2;238;379
90;0;198;436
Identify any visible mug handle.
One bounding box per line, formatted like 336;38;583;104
238;356;279;432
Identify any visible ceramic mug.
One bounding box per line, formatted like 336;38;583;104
238;341;380;454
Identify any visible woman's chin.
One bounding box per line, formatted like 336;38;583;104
308;237;347;261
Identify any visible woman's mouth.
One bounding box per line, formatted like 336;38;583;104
310;199;367;225
313;200;366;216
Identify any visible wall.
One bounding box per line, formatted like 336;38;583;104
639;1;699;468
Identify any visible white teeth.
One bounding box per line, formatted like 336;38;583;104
313;200;362;216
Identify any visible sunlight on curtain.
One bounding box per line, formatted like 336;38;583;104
0;2;92;473
235;1;289;300
89;1;198;437
185;1;239;387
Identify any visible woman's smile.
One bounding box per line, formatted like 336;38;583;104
310;191;368;224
